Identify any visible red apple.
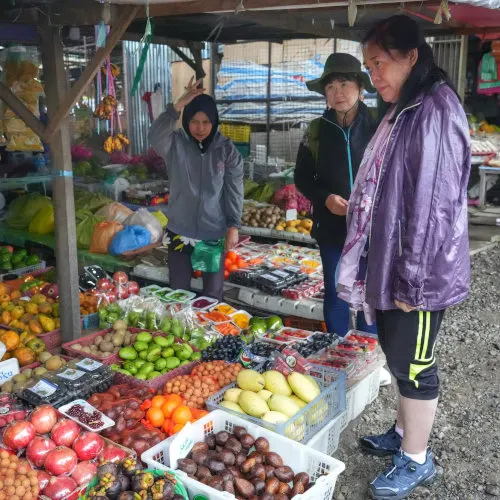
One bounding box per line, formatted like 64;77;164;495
71;460;97;486
44;446;78;476
43;476;78;500
113;271;128;284
30;404;58;434
50;418;81;447
26;436;57;468
126;281;139;295
72;432;104;461
97;278;112;291
2;420;36;450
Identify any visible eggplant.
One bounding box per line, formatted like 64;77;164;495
123;457;144;477
131;471;155;492
151;478;175;500
97;462;120;479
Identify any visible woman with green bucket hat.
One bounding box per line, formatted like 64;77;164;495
294;52;376;336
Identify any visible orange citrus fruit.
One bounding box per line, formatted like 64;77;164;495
161;399;181;418
172;405;192;425
146;407;165;427
151;395;166;408
161;418;172;434
172;423;185;434
165;394;183;406
226;251;237;262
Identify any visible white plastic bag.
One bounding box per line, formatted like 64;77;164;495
123;207;163;243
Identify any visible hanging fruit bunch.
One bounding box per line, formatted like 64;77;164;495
94;95;117;120
102;63;121;79
104;133;130;154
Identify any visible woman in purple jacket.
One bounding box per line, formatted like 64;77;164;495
337;15;471;499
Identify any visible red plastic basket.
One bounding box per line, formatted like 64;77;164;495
62;328;122;365
112;360;200;392
37;328;62;350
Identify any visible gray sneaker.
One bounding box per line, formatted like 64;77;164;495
360;424;402;457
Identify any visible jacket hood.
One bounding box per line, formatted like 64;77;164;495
182;93;220;153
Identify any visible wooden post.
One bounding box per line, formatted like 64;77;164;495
40;25;82;342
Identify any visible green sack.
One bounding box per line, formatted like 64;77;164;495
75;209;106;249
191;239;225;273
5;193;52;229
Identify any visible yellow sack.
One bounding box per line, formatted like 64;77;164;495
152;210;168;228
29;205;55;234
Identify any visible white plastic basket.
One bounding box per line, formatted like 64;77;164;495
306;410;345;456
206;364;346;444
141;410;345;500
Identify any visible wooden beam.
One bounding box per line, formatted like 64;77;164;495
0;82;47;141
40;25;82;342
169;45;198;71
187;41;206;80
43;5;139;141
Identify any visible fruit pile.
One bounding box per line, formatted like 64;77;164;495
0;246;41;272
176;426;312;498
201;336;245;361
93;272;140;307
87;458;185;500
143;394;208;437
293;332;338;358
0;450;39;500
66;404;104;430
274;218;313;235
0;394;29;428
112;331;200;381
162;361;243;409
224;250;249;279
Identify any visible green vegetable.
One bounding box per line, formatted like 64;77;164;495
165;357;180;370
176;344;193;361
153;336;170;348
119;347;138;360
147;371;161;380
138;350;148;360
133;341;149;352
138;362;154;376
190;351;202;361
146;346;162;362
161;347;175;359
137;332;153;343
159;318;171;332
266;316;283;332
25;255;40;266
154;358;167;371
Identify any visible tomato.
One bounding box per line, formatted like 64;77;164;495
226;251;238;262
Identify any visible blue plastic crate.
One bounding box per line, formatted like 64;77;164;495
206;364;346;443
82;312;99;330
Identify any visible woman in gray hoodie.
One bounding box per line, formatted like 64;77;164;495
149;78;244;300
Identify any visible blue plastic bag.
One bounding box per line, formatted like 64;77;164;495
109;225;151;255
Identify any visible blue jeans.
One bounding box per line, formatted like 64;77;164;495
319;243;377;337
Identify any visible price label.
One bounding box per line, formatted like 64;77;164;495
57;369;85;381
76;358;103;372
286;209;297;222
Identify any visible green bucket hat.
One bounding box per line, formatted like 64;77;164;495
306;53;375;95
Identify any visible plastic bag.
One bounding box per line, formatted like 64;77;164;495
89;221;123;254
76;210;106;249
191;240;224;273
152;210;168;228
28;204;54;234
74;189;112;213
95;202;133;223
123;208;163;243
5;193;52;229
109;225;151;255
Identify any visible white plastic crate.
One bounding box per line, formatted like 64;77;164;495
206;364;346;444
306;410;345;456
142;410;345;500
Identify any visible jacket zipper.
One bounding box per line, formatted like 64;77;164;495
398;220;402;257
195;153;204;236
366;101;422;290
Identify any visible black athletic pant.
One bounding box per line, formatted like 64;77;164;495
376;309;445;400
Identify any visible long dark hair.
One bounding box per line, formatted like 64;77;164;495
363;15;457;119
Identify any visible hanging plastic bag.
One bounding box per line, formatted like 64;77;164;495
191;240;225;273
109;225;151;255
5;193;52;229
89;220;123;254
28;205;55;234
75;210;106;249
152;210;168;228
123;208;163;243
95;202;133;223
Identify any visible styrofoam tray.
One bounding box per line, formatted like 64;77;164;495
59;399;115;432
142;410;345;500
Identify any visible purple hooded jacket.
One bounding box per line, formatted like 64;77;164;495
366;83;471;311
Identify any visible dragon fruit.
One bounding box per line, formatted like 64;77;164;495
272;184;312;213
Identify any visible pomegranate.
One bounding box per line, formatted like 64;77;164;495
50;418;81;447
26;435;56;468
71;460;97;486
113;271;128;284
116;286;129;300
2;420;36;450
126;281;139;295
44;446;78;476
97;278;112;291
30;404;58;434
99;443;128;463
43;476;77;500
38;470;51;493
72;431;104;461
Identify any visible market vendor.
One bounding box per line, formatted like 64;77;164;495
149;78;244;301
337;15;471;499
294;53;377;336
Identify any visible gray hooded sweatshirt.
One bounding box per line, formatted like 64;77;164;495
149;104;244;241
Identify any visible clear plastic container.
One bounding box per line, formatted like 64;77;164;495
66;358;114;393
190;296;218;311
18;378;71;407
0;393;30;428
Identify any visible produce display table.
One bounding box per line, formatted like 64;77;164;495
122;201;169;215
240;225;317;245
0;223;135;272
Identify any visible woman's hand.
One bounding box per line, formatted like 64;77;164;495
225;227;239;251
325;194;348;216
174;77;205;113
394;300;417;313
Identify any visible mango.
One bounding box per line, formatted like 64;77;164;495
31;294;47;304
224;388;243;403
268;394;300;418
39;315;56;333
262;411;288;424
263;370;292;396
25;303;38;315
28;319;43;335
220;401;244;414
237;369;265;392
290;395;307;409
288;372;320;403
257;389;273;402
238;390;269;418
11;306;24;320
